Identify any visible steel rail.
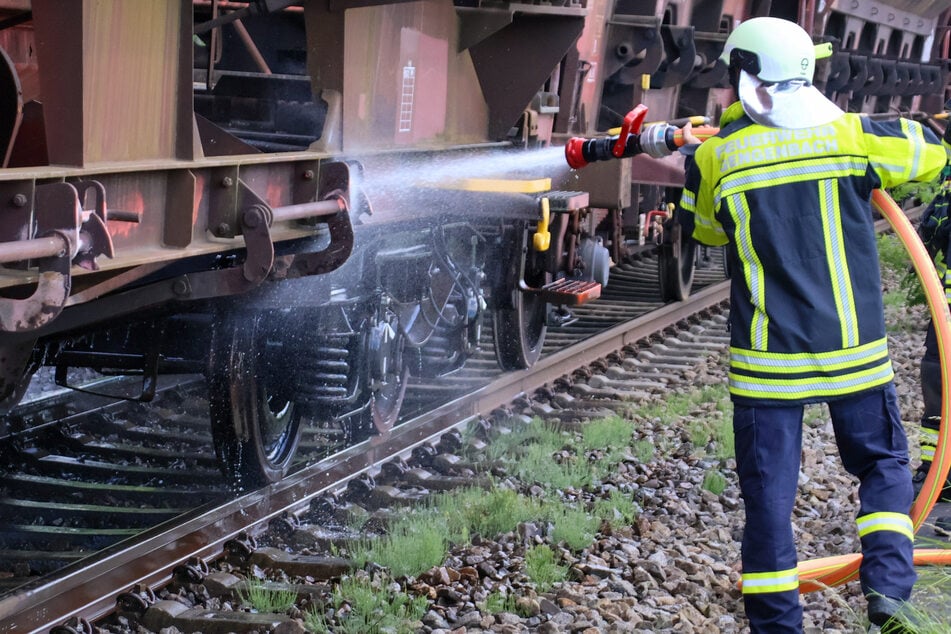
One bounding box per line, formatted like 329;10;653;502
0;279;730;634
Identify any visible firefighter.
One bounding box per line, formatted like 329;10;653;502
915;165;951;500
677;16;948;633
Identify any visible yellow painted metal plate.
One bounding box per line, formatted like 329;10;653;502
439;177;552;193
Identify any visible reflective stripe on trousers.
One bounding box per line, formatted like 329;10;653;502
733;383;914;633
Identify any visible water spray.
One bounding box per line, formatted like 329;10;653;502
564;104;719;168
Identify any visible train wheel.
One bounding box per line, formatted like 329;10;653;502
493;285;548;370
658;225;697;302
208;311;303;489
366;314;408;434
492;292;548;370
492;227;548;370
369;366;409;433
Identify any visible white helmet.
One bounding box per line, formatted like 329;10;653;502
720;17;842;128
720;16;817;83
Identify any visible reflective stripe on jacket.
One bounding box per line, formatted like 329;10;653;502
679;102;947;405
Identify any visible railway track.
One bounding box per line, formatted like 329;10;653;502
0;250;731;633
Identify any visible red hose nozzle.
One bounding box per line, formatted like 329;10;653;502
565;138;589;169
563;105;720;170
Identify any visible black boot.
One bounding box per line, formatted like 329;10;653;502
911;465;929;498
867;595;922;633
911;463;951;502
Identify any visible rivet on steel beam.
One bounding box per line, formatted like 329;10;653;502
302;169;315;180
172;279;190;297
11;194;27;208
221;176;234;188
244;212;259;229
217;222;232;235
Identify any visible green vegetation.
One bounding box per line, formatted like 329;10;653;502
581;415;635;457
639;385;730;424
687;419;711;448
593;488;639;526
350;511;449;578
638;392;702;422
304;575;428;634
254;372;951;632
547;503;600;550
911;558;951;629
524;545;568;592
686;416;734;460
484;418;562;464
436;486;542;542
514;440;596;490
714;421;734;461
878;232;928;312
803;403;826;428
888;179;943;210
480;589;520;615
236;578;298;614
701;469;728;495
480;416;637;490
660;385;733;462
854;591;951;634
340;392;742;620
633;438;656;462
344;504;371;532
877;232;911;279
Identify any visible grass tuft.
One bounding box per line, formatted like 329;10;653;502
633;439;655;463
713;417;735;461
480;589;519;615
701;469;729;495
236;578;298;614
593;488;639;526
350;511;449;578
581;416;635;454
305;575;427;634
547;503;600;550
524;544;568;592
514;441;596;490
436;486;542;543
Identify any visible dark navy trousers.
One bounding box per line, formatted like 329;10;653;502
733;383;915;633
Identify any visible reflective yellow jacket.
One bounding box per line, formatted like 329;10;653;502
679;102;947;405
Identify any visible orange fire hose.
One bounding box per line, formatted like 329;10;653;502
795;549;951;594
